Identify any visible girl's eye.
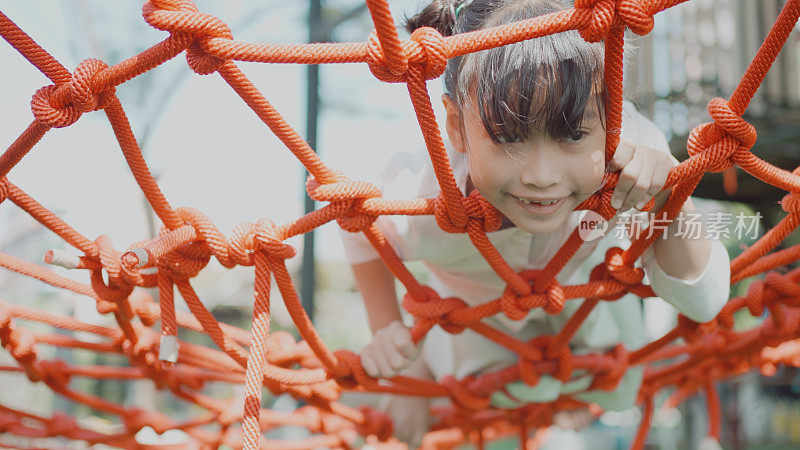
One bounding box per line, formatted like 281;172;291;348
564;130;587;142
497;135;520;144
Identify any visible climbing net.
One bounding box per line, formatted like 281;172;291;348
1;0;800;448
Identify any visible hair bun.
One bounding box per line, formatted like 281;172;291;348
404;0;461;37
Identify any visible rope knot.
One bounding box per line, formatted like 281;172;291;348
31;59;115;128
500;289;528;321
331;349;366;388
601;246;644;286
517;340;547;386
676;314;718;343
781;192;800;215
409;27;447;80
39;359;72;387
0;178;8;204
142;0;232;74
9;328;37;365
366;27;447;83
442;375;490;411
434;191;496;234
306;173;382;233
527;270;566;315
254;219;296;260
123;408;151;434
356;406;393;442
155;208;215;278
707;97;757;149
686;98;755;174
31;85;81;128
402;288;468;334
589;344;629;390
90;235;135;305
463;190;503;232
46;412;78;437
744;278;767;317
575;0;654;42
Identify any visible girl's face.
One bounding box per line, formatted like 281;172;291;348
443;94;607;235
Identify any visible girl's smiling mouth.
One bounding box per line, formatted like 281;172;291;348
510;194;567;215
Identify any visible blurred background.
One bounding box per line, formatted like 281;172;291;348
0;0;799;448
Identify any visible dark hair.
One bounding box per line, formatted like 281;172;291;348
405;0;606;144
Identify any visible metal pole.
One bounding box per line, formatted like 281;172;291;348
301;0;322;321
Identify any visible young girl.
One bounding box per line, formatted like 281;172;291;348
341;0;731;445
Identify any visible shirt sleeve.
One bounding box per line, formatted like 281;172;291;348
339;147;433;265
641;238;730;323
339;225;382;265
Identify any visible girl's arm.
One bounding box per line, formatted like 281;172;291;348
650;194;711;281
351;258;402;333
352;258;419;378
638;192;731;323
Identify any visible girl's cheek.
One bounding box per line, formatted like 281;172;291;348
590;151;604;179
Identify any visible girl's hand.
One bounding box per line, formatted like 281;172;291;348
378;393;431;448
360;321;418;378
608;140;679;212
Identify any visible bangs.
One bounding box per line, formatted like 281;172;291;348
453;8;606;142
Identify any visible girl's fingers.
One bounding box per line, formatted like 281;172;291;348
608;140;636;171
611;151;642;209
647;153;673;199
385;345;409;372
371;347;394;377
360;347;380;378
391;323;418;359
623;159;656;211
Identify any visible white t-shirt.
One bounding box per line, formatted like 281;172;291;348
340;102;731;410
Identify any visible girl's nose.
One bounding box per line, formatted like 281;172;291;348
519;150;564;189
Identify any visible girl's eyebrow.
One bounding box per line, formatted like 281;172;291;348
583;111;600;120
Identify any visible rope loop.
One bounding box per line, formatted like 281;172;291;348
306;172;382;233
706;97;757;149
31;85;82;128
366;27;447;83
575;0;654;43
254;219;296;260
90;235;135;306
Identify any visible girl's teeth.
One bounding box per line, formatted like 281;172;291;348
519;197;557;205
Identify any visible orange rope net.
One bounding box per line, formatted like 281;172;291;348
1;0;800;448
